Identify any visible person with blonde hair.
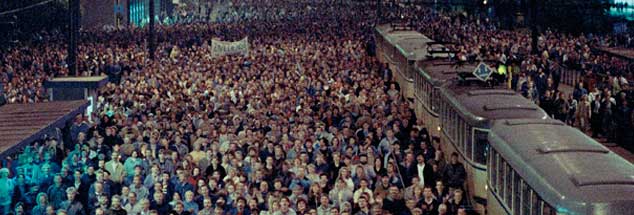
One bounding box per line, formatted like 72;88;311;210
31;192;49;215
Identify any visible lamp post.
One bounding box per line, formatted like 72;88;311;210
149;0;155;60
68;0;80;76
530;0;538;54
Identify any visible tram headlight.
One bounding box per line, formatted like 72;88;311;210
437;126;441;131
485;184;488;191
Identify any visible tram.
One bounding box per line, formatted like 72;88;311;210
375;25;432;101
437;74;549;213
488;119;634;215
413;58;465;142
374;24;634;215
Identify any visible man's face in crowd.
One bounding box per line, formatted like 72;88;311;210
175;203;184;212
154;192;164;203
417;154;425;164
424;187;433;198
389;186;399;198
129;193;136;204
112;197;121;209
360;179;368;188
203;198;212;209
358;197;368;208
359;155;367;164
320;195;329;206
67;191;76;201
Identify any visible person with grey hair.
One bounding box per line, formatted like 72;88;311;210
59;187;85;215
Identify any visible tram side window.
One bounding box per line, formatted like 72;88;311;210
522;181;531;215
421;81;425;103
445;103;450;130
513;171;521;215
490;150;498;191
427;86;432;110
446;110;452;139
531;191;541;215
420;81;424;101
414;76;419;96
542;203;556;215
426;83;431;104
431;89;439;112
451;111;457;143
487;149;492;185
418;79;423;98
428;86;433;109
473;129;489;165
465;125;472;159
441;101;446;126
505;163;513;207
498;158;505;200
443;106;449;136
451;111;456;143
459;119;466;155
441;102;446;132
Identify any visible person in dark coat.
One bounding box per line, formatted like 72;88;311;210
540;90;556;117
382;186;406;215
442;153;466;191
150;192;171;215
446;189;468;215
534;70;548;96
59;187;85;215
591;94;602;138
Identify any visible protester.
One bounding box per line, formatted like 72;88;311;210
2;1;634;215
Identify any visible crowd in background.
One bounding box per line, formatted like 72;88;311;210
406;6;634;149
0;1;634;215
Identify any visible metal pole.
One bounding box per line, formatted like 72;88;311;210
68;0;80;76
530;0;538;54
149;0;156;60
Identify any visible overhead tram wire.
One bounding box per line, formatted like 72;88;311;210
0;0;55;17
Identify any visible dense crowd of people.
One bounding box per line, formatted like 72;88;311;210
0;1;471;215
405;6;634;149
0;1;633;215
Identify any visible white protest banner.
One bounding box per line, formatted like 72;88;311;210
211;37;249;57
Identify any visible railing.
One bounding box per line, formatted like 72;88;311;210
560;65;584;87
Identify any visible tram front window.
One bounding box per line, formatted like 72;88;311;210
473;129;489;165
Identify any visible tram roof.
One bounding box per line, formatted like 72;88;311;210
489;119;634;214
415;59;476;86
375;24;432;61
439;82;548;126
